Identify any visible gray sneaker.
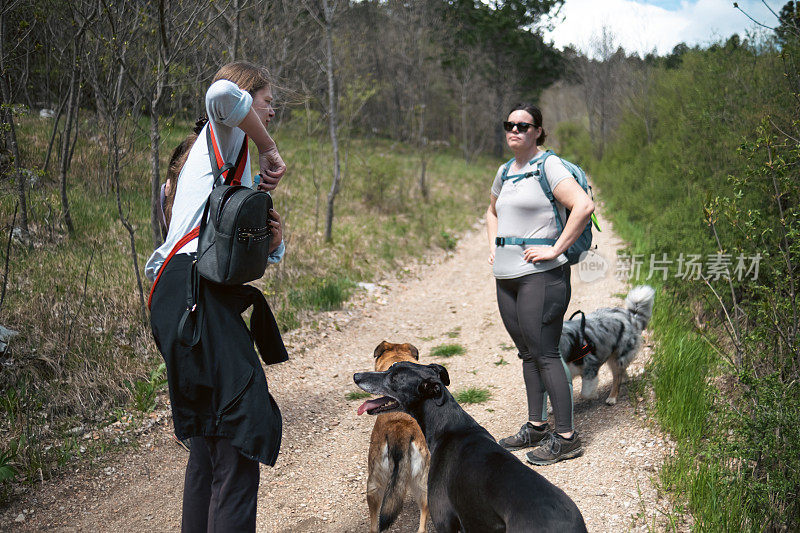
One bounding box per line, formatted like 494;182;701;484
525;432;583;465
498;422;551;450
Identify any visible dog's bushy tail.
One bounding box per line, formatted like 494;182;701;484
378;437;413;531
625;285;656;331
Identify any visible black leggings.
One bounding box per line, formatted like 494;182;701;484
496;265;573;434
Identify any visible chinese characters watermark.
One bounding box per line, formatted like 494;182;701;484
577;251;761;283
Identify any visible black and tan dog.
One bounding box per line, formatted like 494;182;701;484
358;341;429;533
355;362;587;533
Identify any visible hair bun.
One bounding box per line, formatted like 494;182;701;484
193;115;209;135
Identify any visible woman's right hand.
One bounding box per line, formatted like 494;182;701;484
488;247;495;265
257;147;286;191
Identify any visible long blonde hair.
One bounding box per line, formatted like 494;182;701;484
212;61;271;95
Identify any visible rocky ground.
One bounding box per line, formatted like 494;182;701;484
2;209;681;532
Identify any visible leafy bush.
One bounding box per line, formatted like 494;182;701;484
582;34;800;530
0;450;17;483
125;363;167;413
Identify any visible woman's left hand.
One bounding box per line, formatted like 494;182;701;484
523;246;559;264
268;209;283;253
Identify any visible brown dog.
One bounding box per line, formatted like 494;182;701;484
363;341;430;533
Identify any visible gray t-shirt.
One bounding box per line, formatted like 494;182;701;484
491;153;572;279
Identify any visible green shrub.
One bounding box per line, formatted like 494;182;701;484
586;37;800;530
125;363;167;413
0;450;17;483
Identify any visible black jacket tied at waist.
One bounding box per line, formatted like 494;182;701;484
149;254;287;466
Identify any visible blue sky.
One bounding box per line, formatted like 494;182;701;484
542;0;784;56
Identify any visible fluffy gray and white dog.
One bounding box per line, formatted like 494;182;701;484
560;285;656;405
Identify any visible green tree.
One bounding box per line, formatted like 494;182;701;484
777;1;799;45
440;0;564;156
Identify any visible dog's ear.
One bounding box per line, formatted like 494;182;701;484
373;341;392;359
404;343;419;360
428;364;450;386
418;379;442;400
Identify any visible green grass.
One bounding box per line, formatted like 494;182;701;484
345;390;371;401
445;327;461;338
439;231;458;250
430;343;465;358
647;296;713;443
124;363;167;413
454;387;491;404
288;277;355;312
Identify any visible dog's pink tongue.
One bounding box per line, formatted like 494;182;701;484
357;398;384;415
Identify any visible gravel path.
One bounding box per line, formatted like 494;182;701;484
3;210;676;532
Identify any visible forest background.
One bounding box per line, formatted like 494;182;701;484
0;0;798;530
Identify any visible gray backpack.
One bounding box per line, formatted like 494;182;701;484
196;124;272;285
178;124;273;347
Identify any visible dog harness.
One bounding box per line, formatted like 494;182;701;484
566;310;595;364
147;124;248;309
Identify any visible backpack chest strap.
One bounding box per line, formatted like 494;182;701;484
495;237;556;247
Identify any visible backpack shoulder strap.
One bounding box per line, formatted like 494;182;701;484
499;157;515;182
206;124;249;187
536;150;564;231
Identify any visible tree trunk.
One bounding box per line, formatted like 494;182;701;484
149;72;165;249
111;64;147;324
114;125;147;326
1;77;30;243
149;108;162;248
304;98;321;233
231;0;240;61
493;90;505;158
58;58;79;233
322;0;340;243
43;92;68;173
151;4;167;249
418;103;428;201
0;10;29;242
460;80;469;162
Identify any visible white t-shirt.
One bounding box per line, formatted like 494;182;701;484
490;153;572;279
145;80;255;282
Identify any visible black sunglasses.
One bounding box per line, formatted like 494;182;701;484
503;121;535;133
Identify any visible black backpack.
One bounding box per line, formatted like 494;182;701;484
196;124;272;285
177;124;274;347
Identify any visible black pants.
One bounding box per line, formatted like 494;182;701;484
496;265;573;434
182;437;260;532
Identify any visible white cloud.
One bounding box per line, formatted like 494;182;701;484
541;0;782;57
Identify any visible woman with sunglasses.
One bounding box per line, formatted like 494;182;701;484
486;103;594;465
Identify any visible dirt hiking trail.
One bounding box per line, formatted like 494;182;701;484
3;210;676;532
